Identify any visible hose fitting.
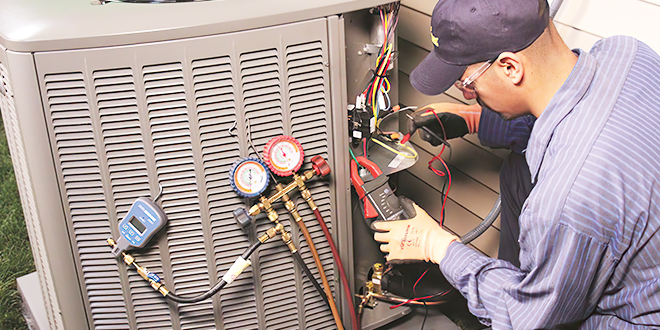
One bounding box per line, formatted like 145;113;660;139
108;238;170;297
258;226;279;243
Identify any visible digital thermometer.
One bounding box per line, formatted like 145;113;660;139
111;197;167;257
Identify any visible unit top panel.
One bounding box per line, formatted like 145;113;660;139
0;0;390;52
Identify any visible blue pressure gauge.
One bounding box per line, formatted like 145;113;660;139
229;157;271;198
111;197;167;257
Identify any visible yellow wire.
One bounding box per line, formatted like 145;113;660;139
372;44;393;119
382;78;391;93
370;138;418;159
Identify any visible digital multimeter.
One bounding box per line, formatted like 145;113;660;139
111;197;167;257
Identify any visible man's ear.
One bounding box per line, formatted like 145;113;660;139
495;52;524;85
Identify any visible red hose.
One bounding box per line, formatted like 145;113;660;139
313;209;359;330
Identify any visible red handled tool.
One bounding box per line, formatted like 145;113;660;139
350;156;384;219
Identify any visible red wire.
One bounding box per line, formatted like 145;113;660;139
426;109;452;226
413;268;429;295
389;268;431;309
428;109;448;140
388;289;452;309
429;155;451;226
389;295;437;309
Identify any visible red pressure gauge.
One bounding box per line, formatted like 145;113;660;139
263;135;304;177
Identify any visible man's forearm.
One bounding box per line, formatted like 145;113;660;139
478;107;535;154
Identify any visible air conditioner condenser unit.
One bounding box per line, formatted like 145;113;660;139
0;0;394;329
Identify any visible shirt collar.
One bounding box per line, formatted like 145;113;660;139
525;49;598;183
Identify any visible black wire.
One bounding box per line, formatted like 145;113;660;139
166;279;228;304
440;177;448;224
165;240;262;303
420;301;428;330
241;240;261;259
291;250;330;309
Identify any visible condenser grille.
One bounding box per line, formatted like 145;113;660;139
45;72;130;330
95;68;150;212
93;67;174;329
37;17;339;330
286;41;335;330
241;47;304;330
241;49;285;151
287;41;330;167
191;54;261;330
143;62;217;329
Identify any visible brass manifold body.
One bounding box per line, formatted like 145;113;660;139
249;165;322;219
247;161;329;254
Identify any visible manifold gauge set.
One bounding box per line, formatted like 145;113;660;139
111;135;309;256
107;135;346;311
229;135;304;197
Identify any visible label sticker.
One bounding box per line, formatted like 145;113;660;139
388;154;405;168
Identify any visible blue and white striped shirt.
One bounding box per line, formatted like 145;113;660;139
478;108;535;154
440;36;660;329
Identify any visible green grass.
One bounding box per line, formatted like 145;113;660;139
0;115;34;329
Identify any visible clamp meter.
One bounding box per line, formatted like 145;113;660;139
111;197;167;257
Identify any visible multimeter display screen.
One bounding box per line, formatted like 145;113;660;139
129;216;146;235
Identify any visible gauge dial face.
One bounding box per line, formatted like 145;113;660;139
232;160;269;196
265;136;304;176
270;140;301;172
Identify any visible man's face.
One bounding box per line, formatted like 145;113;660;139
458;61;528;120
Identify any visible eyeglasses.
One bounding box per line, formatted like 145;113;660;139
454;60;494;95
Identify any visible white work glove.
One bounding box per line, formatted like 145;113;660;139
372;203;459;264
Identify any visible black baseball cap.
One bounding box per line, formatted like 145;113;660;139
410;0;550;95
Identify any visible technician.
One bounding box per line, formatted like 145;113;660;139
372;0;660;328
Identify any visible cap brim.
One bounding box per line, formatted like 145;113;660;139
409;50;467;96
